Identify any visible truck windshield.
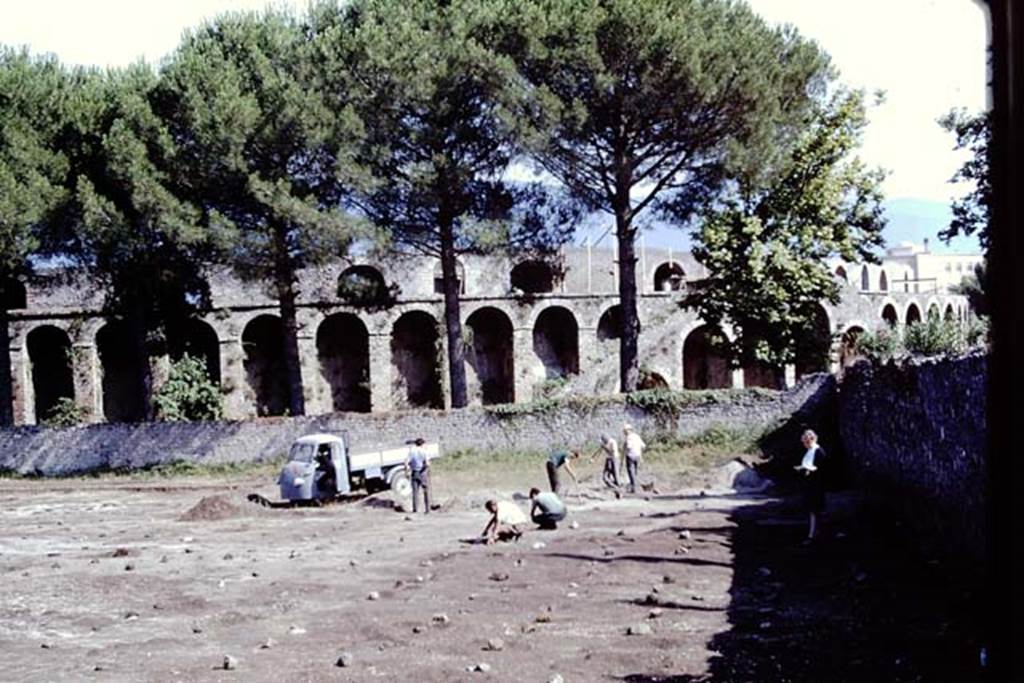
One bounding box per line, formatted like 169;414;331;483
289;443;316;464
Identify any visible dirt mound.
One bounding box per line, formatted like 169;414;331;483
178;494;247;522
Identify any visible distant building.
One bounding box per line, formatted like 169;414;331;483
830;240;983;295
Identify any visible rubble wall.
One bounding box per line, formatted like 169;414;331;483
838;353;987;563
0;375;834;476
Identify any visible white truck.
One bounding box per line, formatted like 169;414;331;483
277;432;440;502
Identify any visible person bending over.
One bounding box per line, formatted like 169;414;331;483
481;499;526;544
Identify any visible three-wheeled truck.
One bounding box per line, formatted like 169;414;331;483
277;432;440;503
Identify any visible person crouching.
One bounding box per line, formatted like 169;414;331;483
529;487;567;530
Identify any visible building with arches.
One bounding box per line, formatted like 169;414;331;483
2;243;971;425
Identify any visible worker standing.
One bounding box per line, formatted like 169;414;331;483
405;437;431;514
622;424;646;494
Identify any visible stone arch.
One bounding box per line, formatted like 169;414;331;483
860;265;870;291
839;325;865;368
879;269;889;292
176;318;221;384
906;302;922;325
533;306;579;379
834;265;848;283
26;325;74;424
337;265;391;306
511;260;556;294
317;313;370;413
653;261;685;292
391;310;443;409
682;324;730;389
944;303;956;321
465;306;514;405
596;304;623;342
926;300;941;320
881;303;899;327
241;314;288;417
433;260;465;295
794;304;832;379
96;320;147;423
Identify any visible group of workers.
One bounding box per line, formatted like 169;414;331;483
403;424;648;545
404;425;828;546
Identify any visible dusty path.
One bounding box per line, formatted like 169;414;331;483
0;477;983;682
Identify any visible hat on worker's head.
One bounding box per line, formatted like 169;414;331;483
622;423;633;433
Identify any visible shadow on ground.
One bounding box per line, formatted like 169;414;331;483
621;490;985;682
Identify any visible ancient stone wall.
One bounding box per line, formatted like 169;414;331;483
837;353;987;563
0;375;833;477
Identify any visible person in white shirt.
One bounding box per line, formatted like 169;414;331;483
405;437;431;514
622;424;646;494
590;434;622;492
480;499;526;544
794;429;827;545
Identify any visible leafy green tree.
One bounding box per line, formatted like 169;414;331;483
310;0;577;408
153;353;223;421
503;0;831;391
158;8;368;416
44;64;212;421
690;90;886;374
952;261;988;317
0;48;71;425
938;108;991;251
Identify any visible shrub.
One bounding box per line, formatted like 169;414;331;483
854;327;902;363
965;315;989;349
153;354;223;422
43;397;87;428
903;316;965;357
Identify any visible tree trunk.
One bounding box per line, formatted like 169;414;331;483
439;218;468;408
125;293;154;422
616;217;641;393
0;307;12;427
274;223;306;417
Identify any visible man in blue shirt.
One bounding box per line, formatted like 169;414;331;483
405;437;431;514
529;487;567;529
546;449;580;494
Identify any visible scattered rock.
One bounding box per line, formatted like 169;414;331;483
648;608;664;619
222;553;234;561
110;547;135;558
191;624;203;634
367;591;380;601
627;623;653;636
412;626;424;634
678;530;692;540
336;652;354;668
489;572;510;582
662;575;675;584
288;625;307;635
415;575;425;583
535;614;551;623
124;611;140;620
674;546;690;555
473;662;492;673
40;642;51;649
260;639;274;649
159;555;169;564
349;560;359;567
548;675;565;683
691;595;704;602
432;613;450;625
222;655;238;670
569;520;579;529
757;567;772;577
603;548;615;557
532;542;546;550
484;638;504;651
124;563;135;572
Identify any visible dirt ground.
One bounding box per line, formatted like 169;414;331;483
0;468;985;682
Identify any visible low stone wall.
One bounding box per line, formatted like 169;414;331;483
0;375;833;477
838;353;987;564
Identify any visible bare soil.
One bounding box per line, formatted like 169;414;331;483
0;472;983;682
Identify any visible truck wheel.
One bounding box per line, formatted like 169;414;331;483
389;470;412;499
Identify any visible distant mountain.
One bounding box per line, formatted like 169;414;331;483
568;197;982;255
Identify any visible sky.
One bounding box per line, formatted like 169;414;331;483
0;0;990;253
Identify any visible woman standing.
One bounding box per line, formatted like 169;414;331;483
794;429;827;545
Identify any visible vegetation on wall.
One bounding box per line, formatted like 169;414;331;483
153;354;223;422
